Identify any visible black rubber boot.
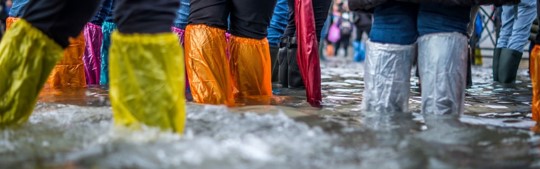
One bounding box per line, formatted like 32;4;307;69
498;48;523;83
270;46;279;83
492;48;502;82
287;37;305;89
277;37;289;88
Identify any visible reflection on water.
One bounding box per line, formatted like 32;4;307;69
1;59;540;168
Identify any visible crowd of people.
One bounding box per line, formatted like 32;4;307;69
0;0;539;135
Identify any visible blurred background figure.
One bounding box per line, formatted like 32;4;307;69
493;0;537;84
333;11;353;57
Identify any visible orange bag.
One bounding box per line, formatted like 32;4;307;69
326;44;335;57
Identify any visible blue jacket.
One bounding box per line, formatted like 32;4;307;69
267;0;288;47
9;0;29;17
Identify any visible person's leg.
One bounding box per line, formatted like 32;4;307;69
99;21;116;86
229;0;276;104
417;4;470;118
185;0;233;105
362;2;418;112
498;0;537;83
342;34;351;57
496;5;516;49
334;40;341;56
0;0;100;126
82;22;103;85
268;0;289;83
493;5;516;82
110;0;185;133
99;0;115;86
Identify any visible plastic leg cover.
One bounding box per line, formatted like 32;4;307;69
6;17;20;30
531;45;540;123
185;24;234;106
418;33;468;116
0;19;63;126
82;22;103;85
99;21;116;85
109;31;186;134
362;40;415;113
229;35;272;104
45;32;87;88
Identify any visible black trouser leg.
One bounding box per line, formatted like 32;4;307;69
22;0;101;48
115;0;179;34
229;0;277;39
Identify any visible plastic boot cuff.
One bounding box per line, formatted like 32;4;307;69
0;19;63;126
418;32;468;116
362;40;415;113
185;24;234;106
229;35;272;104
109;31;186;134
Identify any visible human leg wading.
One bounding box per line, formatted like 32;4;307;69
0;0;100;126
110;0;186;133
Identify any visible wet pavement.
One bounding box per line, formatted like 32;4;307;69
1;57;540;169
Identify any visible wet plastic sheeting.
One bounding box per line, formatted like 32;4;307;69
83;22;103;85
46;32;87;88
109;32;186;134
418;33;468;116
185;24;234;106
229;36;272;104
531;45;540;123
100;21;116;85
295;0;322;107
0;19;64;126
362;40;414;113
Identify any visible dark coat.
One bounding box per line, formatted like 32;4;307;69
348;0;520;11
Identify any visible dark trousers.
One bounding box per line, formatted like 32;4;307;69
188;0;278;39
21;0;179;48
334;34;351;56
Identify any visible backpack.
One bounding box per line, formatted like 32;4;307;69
339;14;353;36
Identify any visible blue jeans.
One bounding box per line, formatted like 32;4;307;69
369;2;471;45
496;0;537;52
173;0;190;29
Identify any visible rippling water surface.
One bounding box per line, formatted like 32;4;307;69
1;58;539;169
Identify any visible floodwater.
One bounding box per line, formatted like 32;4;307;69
1;58;540;169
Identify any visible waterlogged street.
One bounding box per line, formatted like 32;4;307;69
1;57;540;169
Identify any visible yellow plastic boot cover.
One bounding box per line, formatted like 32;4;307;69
0;19;63;126
229;35;272;104
109;31;186;134
185;24;234;106
531;45;540;125
45;33;87;88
